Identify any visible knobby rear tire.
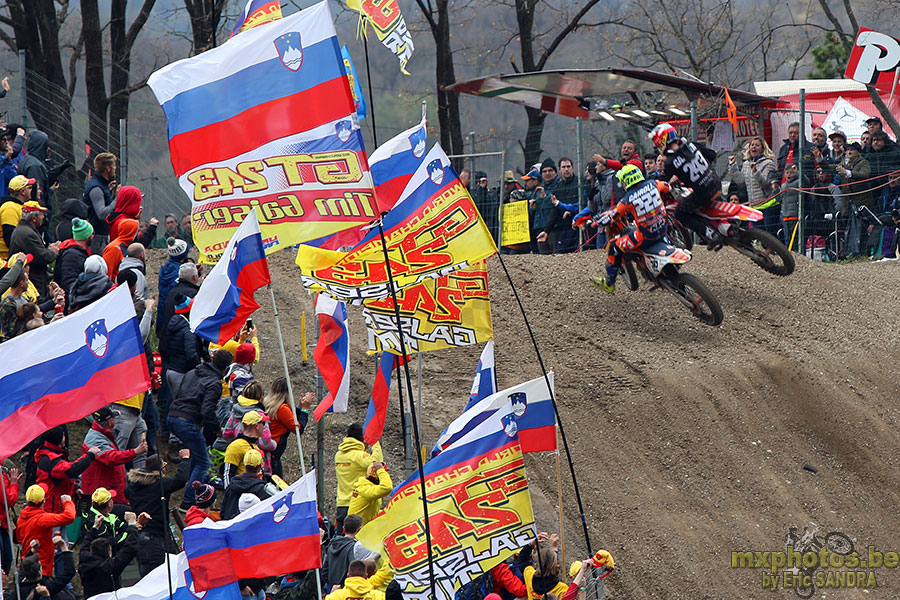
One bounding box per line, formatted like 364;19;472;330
735;228;795;276
673;272;724;326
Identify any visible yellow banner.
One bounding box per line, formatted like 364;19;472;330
363;262;492;354
501;200;531;246
297;177;498;301
347;0;414;74
357;435;535;600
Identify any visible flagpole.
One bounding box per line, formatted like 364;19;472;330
395;355;412;476
269;283;324;600
495;252;593;554
556;449;566;569
0;471;21;600
155;423;175;600
362;36;378;146
376;217;437;599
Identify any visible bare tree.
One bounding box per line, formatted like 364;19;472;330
1;0;75;166
80;0;158;154
183;0;228;54
506;0;619;166
414;0;465;156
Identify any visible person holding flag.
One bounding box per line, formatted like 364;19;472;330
348;461;392;526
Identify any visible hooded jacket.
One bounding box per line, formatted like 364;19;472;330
55;239;89;292
219;472;275;520
156;258;184;337
119;255;149;299
16;131;49;205
106;185;141;240
55;198;89;241
324;576;385;600
34;442;95;513
80;421;138;500
0;470;18;532
67;271;112;313
124;460;190;536
322;536;361;591
16;499;76;573
78;524;139;597
101;218;138;281
335;438;383;507
348;468;393;525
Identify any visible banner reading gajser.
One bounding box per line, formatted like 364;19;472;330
356;400;536;600
296;143;498;300
148;2;377;262
363;262;492;354
347;0;414;75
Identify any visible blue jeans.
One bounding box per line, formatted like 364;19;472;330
166;416;209;505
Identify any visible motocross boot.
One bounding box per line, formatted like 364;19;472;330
591;276;615;294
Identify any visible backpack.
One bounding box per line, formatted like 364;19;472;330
455;569;495;600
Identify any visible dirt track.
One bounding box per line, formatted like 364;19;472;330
150;245;900;599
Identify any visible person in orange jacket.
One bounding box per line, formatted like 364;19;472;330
16;485;76;574
34;426;99;515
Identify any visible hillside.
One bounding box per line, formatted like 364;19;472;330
150;246;900;599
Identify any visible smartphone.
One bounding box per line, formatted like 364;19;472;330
246;318;253;329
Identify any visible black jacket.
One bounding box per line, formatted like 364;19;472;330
54;241;88;293
772;137;814;185
17;131;50;206
165;313;201;373
219;473;274;520
10;550;76;600
169;362;226;432
124;460;190;537
78;524;139;597
159;279;200;356
321;535;358;590
67;272;111;313
9;221;56;297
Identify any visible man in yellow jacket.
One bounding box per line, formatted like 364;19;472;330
334;423;382;534
348;461;392;525
325;560;385;600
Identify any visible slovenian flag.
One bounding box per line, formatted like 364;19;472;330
313;294;349;420
368;109;427;213
89;552;240;600
190;210;271;345
465;341;497;410
184;471;320;591
0;285;149;461
363;352;396;445
432;374;557;456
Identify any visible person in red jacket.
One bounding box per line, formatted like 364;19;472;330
16;485;76;574
0;467;21;573
81;407;148;501
34;426;99;515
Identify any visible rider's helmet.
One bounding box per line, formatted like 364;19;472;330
617;164;645;190
649;123;678;152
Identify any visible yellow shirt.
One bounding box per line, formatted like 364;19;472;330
0;201;23;259
224;438;260;477
524;566;568;599
348;468;393;525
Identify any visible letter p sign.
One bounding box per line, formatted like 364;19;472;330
845;28;900;91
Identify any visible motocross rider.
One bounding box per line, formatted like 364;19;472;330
590;164;667;293
649;123;731;248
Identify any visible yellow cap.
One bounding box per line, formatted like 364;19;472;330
242;410;266;426
244;449;263;467
91;487;113;505
569;561;583;579
25;485;45;504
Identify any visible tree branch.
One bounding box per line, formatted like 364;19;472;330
536;0;603;70
126;0;157;49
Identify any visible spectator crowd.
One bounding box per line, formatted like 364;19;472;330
0;113;615;600
469;115;900;260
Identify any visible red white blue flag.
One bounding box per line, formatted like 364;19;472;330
368;109;427;213
0;286;149;461
363;352;396;445
184;471;320;591
147;2;377;263
190;210;271;345
432;374;557;456
313;293;349;420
